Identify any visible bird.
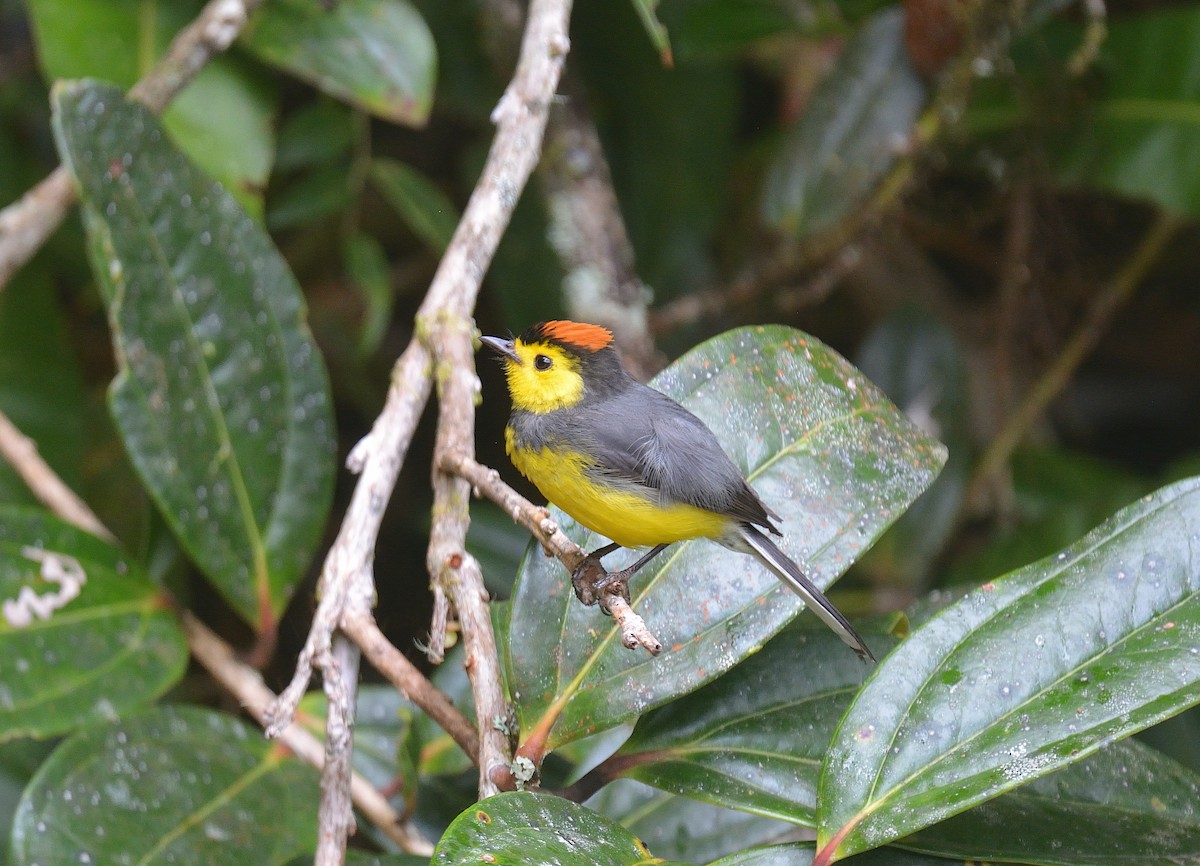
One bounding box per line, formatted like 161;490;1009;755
480;320;874;662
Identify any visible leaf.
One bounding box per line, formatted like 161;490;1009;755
242;0;436;126
24;0;276;214
0;507;187;741
431;791;691;865
370;158;460;254
629;0;674;65
1053;4;1200;216
903;737;1200;865
817;477;1200;860
9;705;319;866
761;7;927;240
504;325;945;755
51;80;336;631
588;778;791;864
613;624;896;824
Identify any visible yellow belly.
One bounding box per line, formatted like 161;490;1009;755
505;427;730;548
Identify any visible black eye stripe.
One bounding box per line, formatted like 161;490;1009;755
534;354;553;370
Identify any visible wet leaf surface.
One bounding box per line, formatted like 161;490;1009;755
51;80;336;631
0;507;186;741
819;478;1200;859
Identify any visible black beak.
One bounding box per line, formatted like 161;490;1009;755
480;334;520;363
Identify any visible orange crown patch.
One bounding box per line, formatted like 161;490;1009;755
532;320;614;352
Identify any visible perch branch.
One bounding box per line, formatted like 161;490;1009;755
442;454;662;655
0;0;265;292
267;0;576;808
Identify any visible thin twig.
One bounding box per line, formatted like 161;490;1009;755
0;0;266;292
0;408;113;541
342;610;480;760
969;210;1183;498
314;633;361;865
442;453;662;655
183;614;431;855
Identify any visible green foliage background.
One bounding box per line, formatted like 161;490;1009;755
2;0;1200;863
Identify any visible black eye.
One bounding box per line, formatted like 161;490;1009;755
534;354;553;371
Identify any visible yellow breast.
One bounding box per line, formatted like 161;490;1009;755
505;427;730;548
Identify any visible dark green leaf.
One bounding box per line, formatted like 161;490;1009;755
275;99;356;172
589;778;790;864
25;0;276;214
10;706;319;865
614;624;895;824
266;161;355;231
1054;5;1200;216
818;477;1200;859
903;737;1200;865
0;507;187;741
504;326;945;753
343;232;395;356
431;790;691;865
242;0;436;126
762;7;927;239
371;158;459;254
51;81;336;631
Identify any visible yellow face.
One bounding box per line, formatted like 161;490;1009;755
502;338;585;413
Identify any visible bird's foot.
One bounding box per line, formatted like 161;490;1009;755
570;556;632;610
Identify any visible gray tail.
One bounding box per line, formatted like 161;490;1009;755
738;524;875;662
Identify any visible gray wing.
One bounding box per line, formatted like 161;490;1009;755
583;384;779;532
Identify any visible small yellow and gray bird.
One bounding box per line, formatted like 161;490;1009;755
481;320;873;661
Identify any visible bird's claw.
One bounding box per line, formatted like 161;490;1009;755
571;556;631;609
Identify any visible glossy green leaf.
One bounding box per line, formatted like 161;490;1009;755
10;705;319;866
589;778;790;864
0;507;187;741
242;0;436;126
24;0;276;214
51;80;336;631
903;737;1200;865
371;158;459;253
614;624;895;824
504;326;945;753
762;7;926;240
818;477;1200;860
432;791;690;865
0;270;86;506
